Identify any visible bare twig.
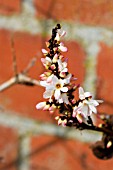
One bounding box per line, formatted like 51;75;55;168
0;34;40;92
0;74;40;92
22;57;37;75
10;33;18;76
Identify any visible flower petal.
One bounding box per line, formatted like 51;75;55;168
43;90;53;99
36;102;46;109
54;89;61;100
79;87;85;100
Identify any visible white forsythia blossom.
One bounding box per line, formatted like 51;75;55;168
73;87;103;123
40;74;71;102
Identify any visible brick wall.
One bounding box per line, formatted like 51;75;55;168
0;0;113;170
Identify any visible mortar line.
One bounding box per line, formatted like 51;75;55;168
17;135;31;170
0;111;102;143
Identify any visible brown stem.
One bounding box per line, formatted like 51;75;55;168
77;122;113;136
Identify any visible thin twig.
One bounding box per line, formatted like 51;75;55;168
10;33;18;76
22;57;37;75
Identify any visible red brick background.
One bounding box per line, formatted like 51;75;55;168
0;0;113;170
0;0;21;15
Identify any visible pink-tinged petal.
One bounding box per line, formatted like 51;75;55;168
58;118;62;125
42;49;48;54
59;45;67;52
72;111;76;117
54;89;61;100
61;86;68;92
50;64;56;70
46;74;53;83
36;102;46;109
62;119;67;127
41;58;45;64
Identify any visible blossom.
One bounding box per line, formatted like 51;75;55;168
58;59;68;73
40;74;71;101
58;42;67;52
41;57;52;69
72;87;103;123
79;87;92;100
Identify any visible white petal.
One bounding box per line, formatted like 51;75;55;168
61;87;68;92
58;98;63;103
43;90;53;99
46;74;53;83
62;68;68;73
63;74;72;84
52;75;59;84
46;57;52;62
81;105;88;118
79;87;85;100
84;92;92;98
61;30;66;37
96;100;103;104
36;102;46;109
54;89;61;100
42;49;48;54
61;93;69;104
55;33;60;41
89;99;99;106
40;81;48;87
89;104;97;113
59;43;67;52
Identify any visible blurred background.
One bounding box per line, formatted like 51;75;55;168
0;0;113;170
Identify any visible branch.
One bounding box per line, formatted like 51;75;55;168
0;73;40;92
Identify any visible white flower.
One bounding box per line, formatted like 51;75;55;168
58;59;68;73
79;87;92;100
40;75;71;101
72;87;103;122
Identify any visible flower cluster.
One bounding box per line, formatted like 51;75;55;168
36;24;103;128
